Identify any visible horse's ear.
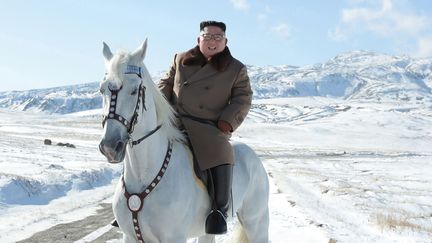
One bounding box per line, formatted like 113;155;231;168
103;42;113;61
131;39;148;63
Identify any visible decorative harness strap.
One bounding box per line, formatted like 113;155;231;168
122;141;173;243
102;65;156;146
102;83;145;134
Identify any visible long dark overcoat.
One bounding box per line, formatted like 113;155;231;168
158;46;252;170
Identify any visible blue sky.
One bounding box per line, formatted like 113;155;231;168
1;0;431;91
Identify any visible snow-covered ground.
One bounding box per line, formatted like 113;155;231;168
240;98;432;242
0;96;431;242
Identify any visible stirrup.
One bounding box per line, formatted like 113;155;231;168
205;210;227;234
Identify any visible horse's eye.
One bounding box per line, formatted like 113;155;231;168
99;88;105;94
131;88;138;95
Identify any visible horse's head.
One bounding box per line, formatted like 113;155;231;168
98;40;157;163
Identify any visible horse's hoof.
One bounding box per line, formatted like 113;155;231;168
205;210;227;234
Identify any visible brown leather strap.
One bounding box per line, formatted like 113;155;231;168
121;141;173;242
131;125;162;146
102;84;145;134
132;211;145;243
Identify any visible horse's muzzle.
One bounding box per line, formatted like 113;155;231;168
99;139;127;163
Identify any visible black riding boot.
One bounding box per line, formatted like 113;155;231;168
205;164;233;234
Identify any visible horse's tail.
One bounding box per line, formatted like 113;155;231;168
227;221;249;243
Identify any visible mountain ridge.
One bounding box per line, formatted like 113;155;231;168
1;50;431;114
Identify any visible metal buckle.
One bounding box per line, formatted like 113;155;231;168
127;194;143;212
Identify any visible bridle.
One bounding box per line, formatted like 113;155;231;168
101;65;161;146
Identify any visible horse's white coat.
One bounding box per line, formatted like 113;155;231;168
100;40;270;243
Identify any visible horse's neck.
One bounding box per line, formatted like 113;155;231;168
123;132;169;193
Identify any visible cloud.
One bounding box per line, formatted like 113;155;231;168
257;5;272;23
271;23;291;39
416;36;432;58
257;13;267;22
328;26;347;41
340;0;429;37
230;0;249;11
330;0;432;57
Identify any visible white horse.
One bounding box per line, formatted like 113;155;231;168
98;40;269;243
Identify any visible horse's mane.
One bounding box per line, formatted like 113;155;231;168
108;51;184;143
141;66;185;143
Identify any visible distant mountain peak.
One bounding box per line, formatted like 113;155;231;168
0;51;431;114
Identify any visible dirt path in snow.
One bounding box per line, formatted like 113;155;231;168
17;203;121;243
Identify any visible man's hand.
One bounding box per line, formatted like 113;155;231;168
217;120;232;133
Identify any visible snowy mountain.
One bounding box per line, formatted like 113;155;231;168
0;82;101;114
1;51;431;114
248;51;432;102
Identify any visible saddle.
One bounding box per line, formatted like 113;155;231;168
182;131;215;196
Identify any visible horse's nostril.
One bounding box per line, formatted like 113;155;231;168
115;141;125;153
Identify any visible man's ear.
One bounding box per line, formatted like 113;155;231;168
197;37;201;44
225;38;228;45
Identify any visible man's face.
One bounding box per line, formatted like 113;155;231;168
198;26;227;59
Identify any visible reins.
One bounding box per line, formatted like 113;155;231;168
130;124;162;146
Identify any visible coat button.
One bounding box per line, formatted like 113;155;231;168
199;105;204;109
183;81;189;87
204;86;210;90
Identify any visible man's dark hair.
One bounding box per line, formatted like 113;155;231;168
200;21;226;32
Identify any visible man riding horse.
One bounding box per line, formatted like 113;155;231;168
158;20;252;234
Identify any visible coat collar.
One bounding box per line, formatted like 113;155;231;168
182;45;233;72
